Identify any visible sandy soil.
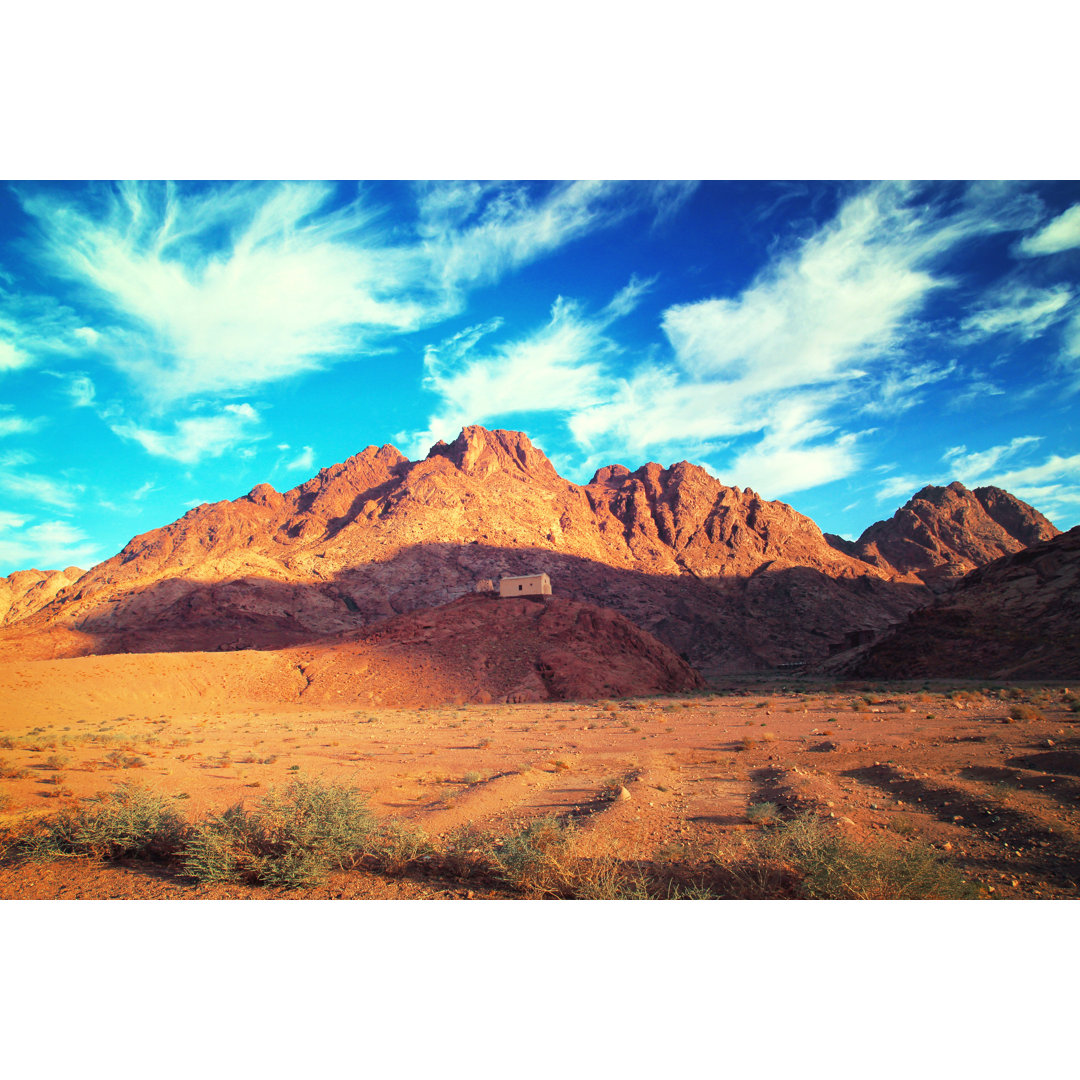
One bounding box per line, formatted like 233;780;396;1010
2;651;1078;899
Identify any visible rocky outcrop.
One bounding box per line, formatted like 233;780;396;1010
842;482;1059;586
851;526;1080;679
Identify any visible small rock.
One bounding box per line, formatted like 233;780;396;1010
617;786;632;801
942;841;953;851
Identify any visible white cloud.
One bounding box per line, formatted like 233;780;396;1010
14;181;690;408
662;183;943;389
17;181;427;404
415;181;680;297
721;430;863;497
110;402;263;465
862;360;956;416
285;445;315;472
0;282;93;370
66;375;97;408
959;283;1073;342
0;519;99;573
1018;203;1080;256
602;274;657;320
0;468;83;509
0;407;42;436
414;296;617;454
942;436;1043;477
0;510;29;530
567;182;1043;491
0;339;30;371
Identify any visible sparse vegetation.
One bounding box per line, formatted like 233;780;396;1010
1009;704;1044;721
746;801;782;826
18;783;186;862
707;814;979;900
181;777;379;888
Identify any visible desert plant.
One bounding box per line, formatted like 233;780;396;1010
180;777;379;888
21;783;186;861
490;816;579;897
1009;705;1044;721
462;771;483;785
106;751;147;769
746;801;782;826
721;814;979;900
368;820;434;875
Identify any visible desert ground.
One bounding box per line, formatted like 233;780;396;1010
1;650;1078;899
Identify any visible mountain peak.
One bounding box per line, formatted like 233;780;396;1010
426;426;559;481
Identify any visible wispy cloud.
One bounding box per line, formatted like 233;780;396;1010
413;292;625;455
12;181;692;410
16;182;426;405
959;282;1073;342
0;406;44;437
0;517;99;573
415;181;685;298
565;182;1045;496
1017;203;1080;256
0;281;91;372
110;402;264;465
0;464;84;509
66;375;97;408
284;445;315;472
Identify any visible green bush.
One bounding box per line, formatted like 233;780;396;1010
180;777;379;888
22;783;186;861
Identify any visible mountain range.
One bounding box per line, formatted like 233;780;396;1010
0;425;1067;679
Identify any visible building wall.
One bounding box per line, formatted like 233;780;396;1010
499;574;551;597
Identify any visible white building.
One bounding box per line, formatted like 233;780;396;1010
499;573;552;597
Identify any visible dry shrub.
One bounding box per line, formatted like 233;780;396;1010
181;777;379;888
706;815;979;900
1009;705;1044;721
20;783;186;862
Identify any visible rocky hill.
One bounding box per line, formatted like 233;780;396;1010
295;593;704;705
829;482;1058;588
0;566;84;627
850;526;1080;680
0;426;1059;677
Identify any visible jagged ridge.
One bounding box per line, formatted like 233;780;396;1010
0;426;1060;677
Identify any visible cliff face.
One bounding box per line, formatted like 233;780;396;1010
851;526;1080;680
0;426;1059;677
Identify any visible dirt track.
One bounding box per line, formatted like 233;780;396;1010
2;651;1079;899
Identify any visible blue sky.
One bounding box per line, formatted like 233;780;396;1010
1;179;1079;575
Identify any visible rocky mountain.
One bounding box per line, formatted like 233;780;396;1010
828;481;1059;588
0;426;1059;677
0;566;84;627
851;526;1080;680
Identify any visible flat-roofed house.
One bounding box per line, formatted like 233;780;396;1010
499;573;552;597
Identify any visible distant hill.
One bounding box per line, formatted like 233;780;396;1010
851;526;1080;680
